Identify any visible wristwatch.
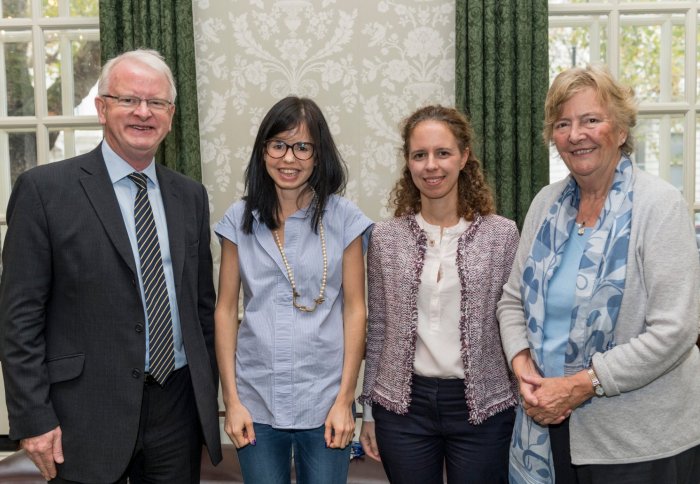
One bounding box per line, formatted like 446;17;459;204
587;367;605;397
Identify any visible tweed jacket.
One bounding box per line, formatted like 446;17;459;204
360;213;519;424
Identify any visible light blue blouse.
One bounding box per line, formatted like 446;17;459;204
542;226;592;377
215;195;372;429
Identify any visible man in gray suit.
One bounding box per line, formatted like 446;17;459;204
0;49;221;482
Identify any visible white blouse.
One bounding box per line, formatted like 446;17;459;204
413;212;470;379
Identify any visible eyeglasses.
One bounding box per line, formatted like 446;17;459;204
264;139;315;160
101;94;173;112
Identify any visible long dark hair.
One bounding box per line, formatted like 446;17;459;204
242;96;347;233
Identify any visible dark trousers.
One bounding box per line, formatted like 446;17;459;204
550;417;700;484
373;374;514;484
51;366;202;484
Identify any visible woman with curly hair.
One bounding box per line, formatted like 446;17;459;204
359;105;518;483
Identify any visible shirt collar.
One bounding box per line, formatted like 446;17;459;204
251;200;318;223
101;140;159;187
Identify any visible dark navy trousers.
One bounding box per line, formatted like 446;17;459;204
374;374;514;484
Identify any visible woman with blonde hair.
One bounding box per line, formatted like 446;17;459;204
498;65;700;483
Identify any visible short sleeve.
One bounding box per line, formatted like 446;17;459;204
214;200;244;245
335;196;373;253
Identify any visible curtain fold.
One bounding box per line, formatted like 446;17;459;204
456;0;549;228
99;0;202;180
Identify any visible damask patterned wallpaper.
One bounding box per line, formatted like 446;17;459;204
192;0;456;238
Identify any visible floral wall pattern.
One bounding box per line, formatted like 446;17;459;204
193;0;456;242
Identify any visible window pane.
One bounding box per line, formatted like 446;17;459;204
619;15;685;102
44;31;62;116
48;127;102;162
1;0;30;18
4;40;34;116
69;0;97;17
670;23;685;102
7;131;37;185
44;30;100;116
549;144;570;184
75;82;98;115
549;17;608;82
43;0;97;17
42;0;58;17
633;115;684;192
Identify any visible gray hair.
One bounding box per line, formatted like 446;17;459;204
97;49;177;102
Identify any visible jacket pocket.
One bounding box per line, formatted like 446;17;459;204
47;353;85;384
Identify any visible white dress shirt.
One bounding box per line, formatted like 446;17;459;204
413;212;470;379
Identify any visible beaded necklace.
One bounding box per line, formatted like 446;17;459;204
273;221;327;312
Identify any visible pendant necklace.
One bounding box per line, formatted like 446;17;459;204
577;220;586;236
273;221;328;312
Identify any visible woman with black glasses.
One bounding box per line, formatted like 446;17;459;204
214;96;372;483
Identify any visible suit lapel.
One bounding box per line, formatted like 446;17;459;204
157;165;185;299
79;147;137;276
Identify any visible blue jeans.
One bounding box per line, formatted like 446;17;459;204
374;374;514;484
236;423;350;484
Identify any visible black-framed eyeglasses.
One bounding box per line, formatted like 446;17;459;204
264;139;315;160
101;94;173;111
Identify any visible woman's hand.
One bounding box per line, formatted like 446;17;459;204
520;374;572;425
511;349;540;408
359;421;381;461
224;402;256;449
324;401;355;449
322;236;365;450
521;370;594;425
216;240;254;448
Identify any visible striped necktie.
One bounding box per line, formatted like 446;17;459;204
127;172;174;385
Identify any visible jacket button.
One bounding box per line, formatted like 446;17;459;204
135;323;143;333
132;369;141;379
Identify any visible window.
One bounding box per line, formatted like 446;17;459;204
0;0;100;219
548;0;699;229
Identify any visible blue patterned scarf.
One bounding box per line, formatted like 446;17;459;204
509;156;634;483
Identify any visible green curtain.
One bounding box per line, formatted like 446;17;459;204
99;0;202;180
456;0;549;228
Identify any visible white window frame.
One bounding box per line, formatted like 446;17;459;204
549;1;699;213
0;0;100;216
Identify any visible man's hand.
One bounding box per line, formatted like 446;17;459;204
21;426;64;480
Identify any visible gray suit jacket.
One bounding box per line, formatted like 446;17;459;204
0;144;222;481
